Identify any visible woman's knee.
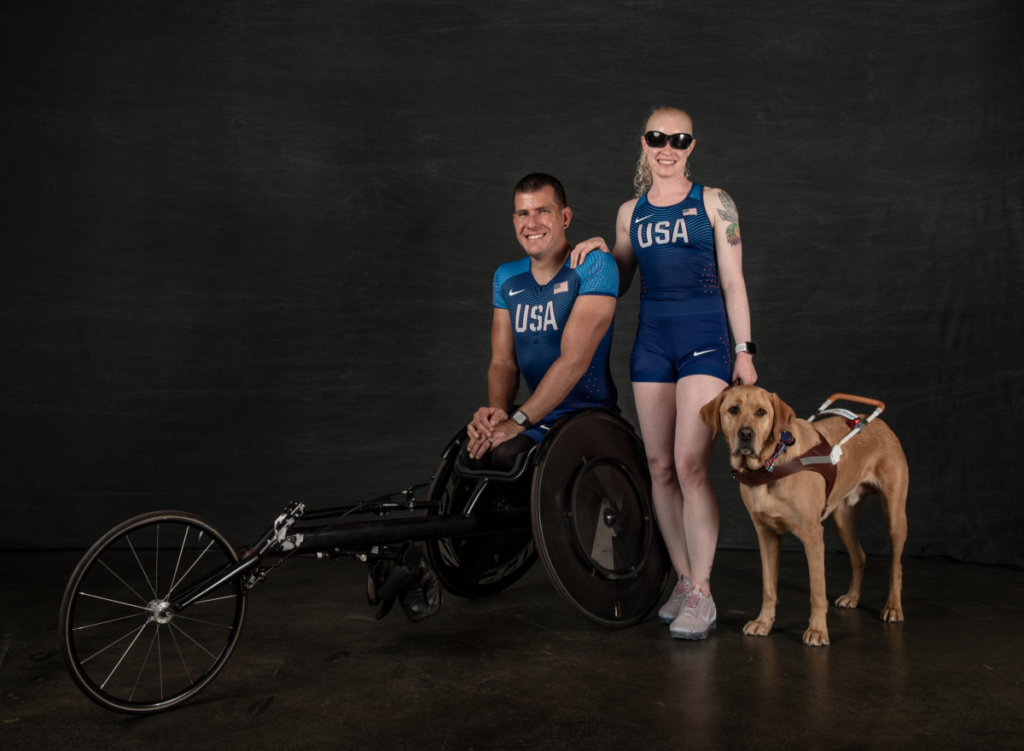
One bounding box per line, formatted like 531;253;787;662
647;454;677;485
674;453;710;488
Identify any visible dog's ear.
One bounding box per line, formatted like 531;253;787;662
699;392;727;440
770;393;796;443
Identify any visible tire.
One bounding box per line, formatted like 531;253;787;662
59;510;247;714
424;435;538;599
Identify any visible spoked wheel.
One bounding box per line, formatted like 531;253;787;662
424;435;538;599
59;511;246;714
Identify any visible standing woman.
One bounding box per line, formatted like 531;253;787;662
571;107;757;639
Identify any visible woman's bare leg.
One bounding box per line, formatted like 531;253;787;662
672;374;728;596
633;382;691;582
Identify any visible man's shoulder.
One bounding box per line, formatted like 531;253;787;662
576;249;616;274
573;248;618;295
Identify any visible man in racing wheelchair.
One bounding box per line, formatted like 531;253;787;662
370;173;620;624
60;177;674;716
465;172;619;469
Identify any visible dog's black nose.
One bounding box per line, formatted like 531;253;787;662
738;427;754;443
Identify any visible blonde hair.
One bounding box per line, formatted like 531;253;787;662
633;106;693;198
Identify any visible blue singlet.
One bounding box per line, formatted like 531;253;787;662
628;184;732;383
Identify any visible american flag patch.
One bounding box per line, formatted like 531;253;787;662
554;281;569;294
683;208;698;216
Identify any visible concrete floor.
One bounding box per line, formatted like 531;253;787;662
1;549;1022;750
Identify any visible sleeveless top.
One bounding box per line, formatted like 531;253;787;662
629;183;722;305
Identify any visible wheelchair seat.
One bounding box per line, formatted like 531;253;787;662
452;440;539;482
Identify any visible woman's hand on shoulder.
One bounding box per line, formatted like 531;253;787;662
569;238;611;269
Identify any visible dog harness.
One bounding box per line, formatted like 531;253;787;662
731;430;838;500
731;393;887;515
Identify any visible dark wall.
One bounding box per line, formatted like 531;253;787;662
2;1;1022;565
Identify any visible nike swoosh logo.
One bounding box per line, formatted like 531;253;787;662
509;289;524;296
634;215;653;224
694;349;715;356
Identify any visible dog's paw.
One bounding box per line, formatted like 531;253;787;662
835;593;859;609
743;619;773;637
880;605;904;623
802;627;830;646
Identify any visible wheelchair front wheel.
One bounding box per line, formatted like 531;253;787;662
59;510;246;714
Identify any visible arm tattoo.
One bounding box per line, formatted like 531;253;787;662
726;222;741;247
717;190;738;223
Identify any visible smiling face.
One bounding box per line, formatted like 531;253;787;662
513;186;572;261
642;110;695;182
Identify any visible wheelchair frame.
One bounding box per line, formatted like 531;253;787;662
59;409;668;715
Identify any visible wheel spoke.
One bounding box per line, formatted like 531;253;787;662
173;614;234;630
154;524;160;601
79;592;152;612
126;535;157;599
99;623;149;688
157;624;163;699
168;621;216;660
80;622;149;665
165;527;189;601
97;560;149;605
129;627;158;702
74;612;145;632
191;595;235;605
166;539;215;599
167;624;194;686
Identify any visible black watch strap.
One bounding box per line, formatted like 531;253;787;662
511;410;533;429
735;342;757;356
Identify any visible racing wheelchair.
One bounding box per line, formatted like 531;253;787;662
58;409;671;714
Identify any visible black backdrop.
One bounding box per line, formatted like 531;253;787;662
2;1;1022;566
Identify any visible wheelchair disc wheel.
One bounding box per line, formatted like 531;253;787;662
59;511;246;714
424;436;538;599
531;410;671;628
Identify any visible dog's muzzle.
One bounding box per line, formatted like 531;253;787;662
735;427;757;456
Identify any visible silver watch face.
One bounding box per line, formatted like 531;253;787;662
513;411;528;426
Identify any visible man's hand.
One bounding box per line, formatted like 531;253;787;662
466;407;507;457
466;410;525;460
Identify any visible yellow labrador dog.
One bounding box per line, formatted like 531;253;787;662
700;385;909;646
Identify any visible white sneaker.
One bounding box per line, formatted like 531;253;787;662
658;577;691;623
669;587;717;640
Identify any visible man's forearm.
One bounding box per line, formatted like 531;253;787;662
518;355;587;424
487;362;519;412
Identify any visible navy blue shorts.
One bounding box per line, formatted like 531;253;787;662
630;299;732;383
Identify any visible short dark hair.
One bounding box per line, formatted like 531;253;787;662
514;173;567;209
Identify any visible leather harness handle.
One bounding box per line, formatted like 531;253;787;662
827;393;885;413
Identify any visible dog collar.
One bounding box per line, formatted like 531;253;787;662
732;430;838;504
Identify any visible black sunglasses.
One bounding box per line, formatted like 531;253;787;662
644;131;694;150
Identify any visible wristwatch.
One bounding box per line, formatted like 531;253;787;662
511;410;533;429
734;342;757;356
